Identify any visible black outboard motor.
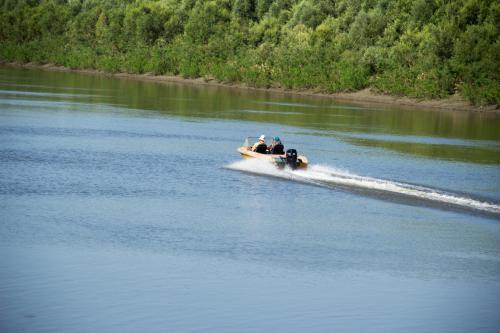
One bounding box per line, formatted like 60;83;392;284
285;149;298;170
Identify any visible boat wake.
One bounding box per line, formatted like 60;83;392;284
226;159;500;216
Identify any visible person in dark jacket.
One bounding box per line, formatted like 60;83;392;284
269;136;284;154
252;134;268;153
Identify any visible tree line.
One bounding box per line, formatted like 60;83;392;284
0;0;498;105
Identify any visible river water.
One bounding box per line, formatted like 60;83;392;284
1;65;500;332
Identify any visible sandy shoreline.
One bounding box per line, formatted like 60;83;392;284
2;61;498;113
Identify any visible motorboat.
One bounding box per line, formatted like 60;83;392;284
237;137;308;169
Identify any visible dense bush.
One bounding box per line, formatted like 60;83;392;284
0;0;498;105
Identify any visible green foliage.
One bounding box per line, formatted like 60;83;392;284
289;0;335;29
184;0;231;43
256;0;273;19
249;15;280;45
348;7;387;48
0;0;498;105
233;0;256;20
411;0;436;27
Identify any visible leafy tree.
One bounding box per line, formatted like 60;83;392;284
289;0;336;29
256;0;273;19
184;0;231;44
233;0;256;20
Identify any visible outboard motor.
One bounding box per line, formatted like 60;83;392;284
285;149;298;170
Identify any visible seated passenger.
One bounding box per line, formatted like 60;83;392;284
269;136;284;155
252;135;268;153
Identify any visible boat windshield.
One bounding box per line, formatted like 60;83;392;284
243;137;259;147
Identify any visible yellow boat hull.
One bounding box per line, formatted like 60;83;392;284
237;147;308;169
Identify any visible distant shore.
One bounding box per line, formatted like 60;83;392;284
3;61;498;113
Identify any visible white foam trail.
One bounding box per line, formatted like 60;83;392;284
226;159;500;214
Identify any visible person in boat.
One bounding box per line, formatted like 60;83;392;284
269;136;285;155
252;134;268;153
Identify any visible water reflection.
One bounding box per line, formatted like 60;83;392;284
1;65;499;164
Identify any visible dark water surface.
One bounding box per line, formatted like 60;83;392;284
1;66;500;332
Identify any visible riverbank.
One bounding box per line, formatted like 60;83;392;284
3;61;498;113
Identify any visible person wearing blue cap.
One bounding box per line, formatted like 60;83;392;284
269;136;284;154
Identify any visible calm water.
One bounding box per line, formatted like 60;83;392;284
1;65;500;332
